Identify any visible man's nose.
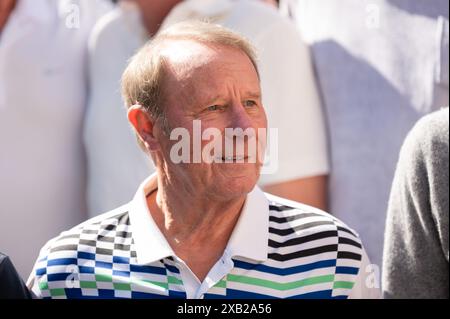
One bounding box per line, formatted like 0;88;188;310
228;102;254;131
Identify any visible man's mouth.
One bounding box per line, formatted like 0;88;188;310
217;155;249;162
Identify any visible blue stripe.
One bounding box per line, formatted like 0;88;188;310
47;258;77;266
36;267;46;276
113;256;129;264
113;270;130;277
169;290;187;298
95;261;112;269
131;291;171;299
78;252;95;260
335;266;359;275
232;259;336;275
79;266;95;274
332;295;349;299
130;264;167;275
98;289;116;298
165;264;180;274
287;289;333;299
224;289;278;299
203;293;227;299
47;273;71;281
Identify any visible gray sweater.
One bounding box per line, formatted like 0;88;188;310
382;107;449;298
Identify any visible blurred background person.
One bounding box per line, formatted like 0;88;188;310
279;0;449;268
383;107;449;299
0;252;30;299
0;0;111;278
84;0;329;217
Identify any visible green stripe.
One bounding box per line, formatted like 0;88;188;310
214;280;227;289
95;274;113;282
50;288;66;297
168;275;183;285
114;283;131;291
39;281;49;291
80;281;97;289
227;274;335;291
333;281;354;289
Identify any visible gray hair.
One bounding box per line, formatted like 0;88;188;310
121;20;259;121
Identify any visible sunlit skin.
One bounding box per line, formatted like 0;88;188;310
128;40;267;281
129;0;327;212
0;0;16;33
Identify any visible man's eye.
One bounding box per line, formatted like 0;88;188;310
207;105;221;111
244;100;257;107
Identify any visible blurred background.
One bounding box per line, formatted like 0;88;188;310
0;0;448;283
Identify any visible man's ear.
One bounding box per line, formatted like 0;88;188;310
127;104;160;151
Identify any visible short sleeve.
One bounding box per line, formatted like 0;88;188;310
348;247;382;299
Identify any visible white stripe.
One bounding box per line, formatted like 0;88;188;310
338;243;362;255
95;254;113;263
269;215;336;230
269;224;338;242
269;236;339;255
130;271;167;283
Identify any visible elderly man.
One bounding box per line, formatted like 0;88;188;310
28;22;379;299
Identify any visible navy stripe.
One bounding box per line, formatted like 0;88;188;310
131;291;171;299
77;252;95;260
79;266;95;274
113;256;130;264
47;258;77;266
130;264;167;275
113;270;130;277
47;273;70;281
335;266;359;275
225;289;278;299
36;268;46;276
165;264;180;274
287;289;333;299
95;261;112;269
233;259;336;275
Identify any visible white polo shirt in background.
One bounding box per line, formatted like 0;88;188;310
0;0;111;278
84;0;329;217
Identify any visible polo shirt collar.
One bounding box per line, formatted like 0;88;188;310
128;173;174;265
128;173;269;265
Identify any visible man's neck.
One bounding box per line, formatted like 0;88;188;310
145;178;246;281
147;184;245;248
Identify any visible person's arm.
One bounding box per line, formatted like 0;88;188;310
382;110;449;299
263;175;327;210
347;248;382;299
0;253;31;299
0;0;16;33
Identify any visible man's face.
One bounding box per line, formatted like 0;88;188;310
153;40;267;200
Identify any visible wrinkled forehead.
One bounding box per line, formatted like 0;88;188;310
159;39;259;105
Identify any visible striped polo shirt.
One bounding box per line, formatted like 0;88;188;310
28;174;379;299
